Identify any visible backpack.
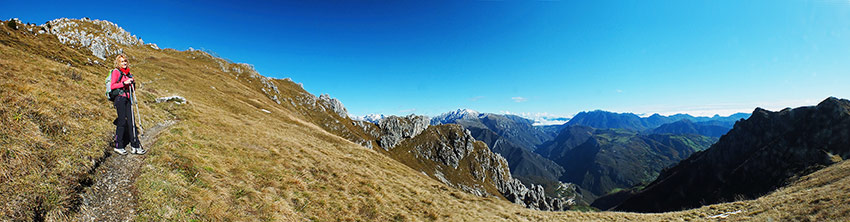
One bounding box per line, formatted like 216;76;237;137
105;69;125;101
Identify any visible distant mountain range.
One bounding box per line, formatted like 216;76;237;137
650;119;732;138
420;109;747;202
566;110;749;132
430;109;553;153
430;108;481;125
367;115;575;210
535;125;716;201
608;97;850;213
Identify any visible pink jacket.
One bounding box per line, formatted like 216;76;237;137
110;69;132;98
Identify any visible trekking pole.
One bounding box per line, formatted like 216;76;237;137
128;91;138;149
131;84;144;134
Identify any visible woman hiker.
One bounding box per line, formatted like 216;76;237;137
110;54;146;155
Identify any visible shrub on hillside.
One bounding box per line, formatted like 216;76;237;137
7;19;18;30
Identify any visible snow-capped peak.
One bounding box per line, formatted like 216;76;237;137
430;109;481;125
350;113;386;124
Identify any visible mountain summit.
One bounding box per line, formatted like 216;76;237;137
430;109;482;125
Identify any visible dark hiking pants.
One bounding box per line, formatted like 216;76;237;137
113;96;140;149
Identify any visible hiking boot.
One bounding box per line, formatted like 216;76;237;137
132;146;147;155
114;148;128;155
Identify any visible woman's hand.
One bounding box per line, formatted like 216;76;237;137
123;78;134;85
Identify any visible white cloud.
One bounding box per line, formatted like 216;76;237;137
469;96;485;102
631;99;823;117
616;89;623;93
511;97;527;103
499;111;571;126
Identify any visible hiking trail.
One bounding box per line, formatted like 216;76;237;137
74;120;174;222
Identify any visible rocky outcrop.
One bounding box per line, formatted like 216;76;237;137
430;111;564;197
466;126;565;196
377;115;429;150
220;62;283;105
613;97;850;213
155;96;187;104
285;88;348;119
496;177;575;211
407;125;476;169
351;120;382;140
393;124;575;211
318;94;348;118
44;18;145;60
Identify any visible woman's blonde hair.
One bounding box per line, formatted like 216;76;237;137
113;54;128;70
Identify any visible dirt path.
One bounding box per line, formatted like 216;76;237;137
74;121;174;222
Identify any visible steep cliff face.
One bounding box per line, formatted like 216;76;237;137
376;115;430;150
430;111;564;197
391;124;502;196
387;124;576;210
614;97;850;213
466;127;564;195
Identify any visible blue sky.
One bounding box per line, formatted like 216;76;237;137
5;0;850;121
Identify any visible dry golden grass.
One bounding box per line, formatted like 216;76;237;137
2;19;848;221
1;25;114;219
0;21;174;220
688;159;850;221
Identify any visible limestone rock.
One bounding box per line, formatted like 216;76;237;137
393;124;574;211
45;18;143;60
377;115;429;150
155;96;187;104
318;94;348;118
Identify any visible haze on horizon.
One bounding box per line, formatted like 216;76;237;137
5;0;850;120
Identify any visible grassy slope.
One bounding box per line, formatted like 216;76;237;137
1;19;848;221
0;24;110;220
0;22;174;220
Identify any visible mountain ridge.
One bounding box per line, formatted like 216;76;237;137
2;17;848;221
567;110;749;131
535;126;716;201
612;97;850;213
650;119;732;138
